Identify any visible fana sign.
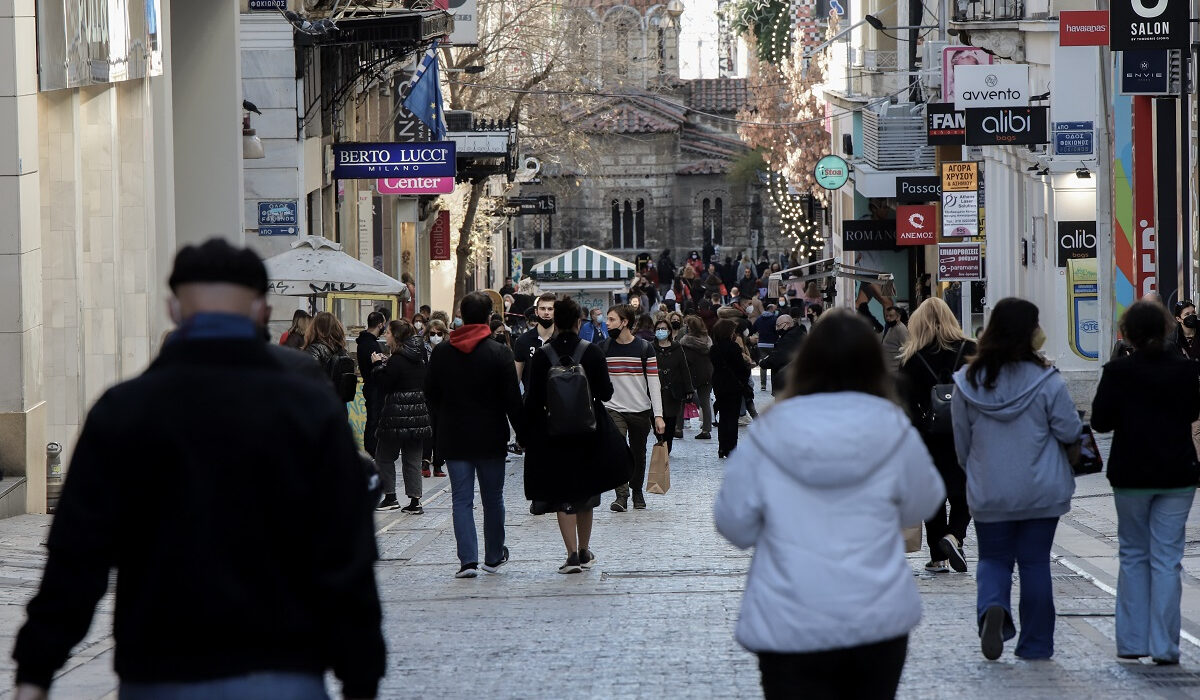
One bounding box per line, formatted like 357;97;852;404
897;205;938;245
926;103;965;146
1110;0;1189;50
938;244;983;281
1053;121;1095;155
332;142;457;179
429;210;452;261
258;200;297;226
1059;10;1110;46
1057;220;1098;266
964;106;1049;146
953;64;1030;111
896;176;941;203
377;177;456;195
841;219;897;251
814;155;850;190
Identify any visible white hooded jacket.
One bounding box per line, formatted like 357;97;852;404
714;392;945;653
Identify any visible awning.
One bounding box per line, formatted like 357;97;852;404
851;162;937;199
263;236;407;297
529;245;636;282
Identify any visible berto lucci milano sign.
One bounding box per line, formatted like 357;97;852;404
333;142;457;179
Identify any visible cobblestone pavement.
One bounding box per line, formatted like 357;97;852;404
4;388;1200;698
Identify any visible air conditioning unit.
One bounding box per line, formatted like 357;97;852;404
446;110;474;131
923;41;949;73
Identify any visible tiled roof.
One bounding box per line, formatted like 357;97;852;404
676;159;731;175
686;78;751;114
570;94;687;134
681;125;744;160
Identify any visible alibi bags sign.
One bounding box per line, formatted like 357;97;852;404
964;106;1049;146
1111;0;1189;50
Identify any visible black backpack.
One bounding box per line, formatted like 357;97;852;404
329;351;359;403
915;342;966;435
541;341;597;436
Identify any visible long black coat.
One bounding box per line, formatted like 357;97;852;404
1092;349;1200;488
710;338;750;398
373;338;432;442
522;333;632;504
758;325;805;394
897;339;975;468
654;341;694;418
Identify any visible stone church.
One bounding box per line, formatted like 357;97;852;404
515;0;780;271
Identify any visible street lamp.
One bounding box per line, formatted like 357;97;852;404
666;0;684;21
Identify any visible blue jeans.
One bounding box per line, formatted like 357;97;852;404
446;458;506;566
1114;490;1195;661
974;517;1059;659
121;672;327;699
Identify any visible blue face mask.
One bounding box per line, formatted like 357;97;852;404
452;317;463;328
655;329;670;341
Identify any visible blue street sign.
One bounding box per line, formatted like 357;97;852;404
332;142;457;180
248;0;285;9
1052;121;1094;156
258;200;297;226
258;225;298;236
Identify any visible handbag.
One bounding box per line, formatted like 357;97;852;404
683;401;700;420
915;342;965;435
647;441;671;494
1066;423;1104;476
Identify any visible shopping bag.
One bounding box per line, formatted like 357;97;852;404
1066;423;1103;476
902;525;922;554
646;441;671;494
683;401;699;420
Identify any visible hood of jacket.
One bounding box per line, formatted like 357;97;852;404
952;362;1058;422
748;392;913;489
449;323;492;353
396;335;426;363
679;334;712;352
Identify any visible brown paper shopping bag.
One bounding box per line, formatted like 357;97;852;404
902;525;923;554
646;441;671;494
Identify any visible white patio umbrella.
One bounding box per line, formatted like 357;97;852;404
263;236;407;297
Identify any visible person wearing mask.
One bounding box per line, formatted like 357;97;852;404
13;240;385;699
687;250;705;277
513;293;557;392
897;297;976;574
1170;300;1200;359
714;310;943;699
759;314;805;397
667;311;685;342
680;316;715;440
523;298;630;574
710;319;751;459
425;292;526;578
579;307;609;343
703;264;725;301
1091;301;1200;665
371;320;432;514
880;305;910;373
653;317;694;452
421;319;449;478
753;305;779;392
952;298;1082;661
356;311;389;457
279;309;310;348
411;312;430;339
602;304;666;511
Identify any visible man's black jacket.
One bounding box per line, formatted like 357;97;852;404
13;338;385;696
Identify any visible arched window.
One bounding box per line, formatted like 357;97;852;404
702;197;724;248
635;199;645;249
611;196;649;249
611;199;622;248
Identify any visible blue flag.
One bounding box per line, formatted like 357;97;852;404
403;41;447;141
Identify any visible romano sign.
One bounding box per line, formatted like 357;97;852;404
842;220;897;251
964;106;1049;146
953;64;1029;111
1110;0;1189;50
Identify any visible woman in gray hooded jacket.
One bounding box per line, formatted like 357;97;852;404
952;298;1082;662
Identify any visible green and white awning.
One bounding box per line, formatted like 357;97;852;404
529;245;636;282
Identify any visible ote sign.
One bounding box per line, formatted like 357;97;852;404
1111;0;1189;50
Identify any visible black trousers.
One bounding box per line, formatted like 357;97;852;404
714;392;742;457
661;415;677;452
363;385;381;457
924;438;971;556
758;635;908;700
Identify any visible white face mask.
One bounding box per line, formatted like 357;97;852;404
414;322;425;333
429;334;443;346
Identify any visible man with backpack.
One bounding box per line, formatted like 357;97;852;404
600;304;665;512
425;292;527;578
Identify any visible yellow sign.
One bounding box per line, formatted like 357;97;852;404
941;162;979;192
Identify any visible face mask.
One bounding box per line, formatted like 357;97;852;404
655;329;670;341
429;334;443;346
742;328;750;337
1032;327;1047;350
608;324;623;335
453;318;463;328
671;321;682;330
503;302;511;311
414;322;425;333
778;326;790;335
537;317;554;329
885;319;897;328
1185;316;1200;330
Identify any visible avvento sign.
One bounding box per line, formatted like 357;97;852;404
953;64;1029;111
1111;0;1189;50
965;106;1049;146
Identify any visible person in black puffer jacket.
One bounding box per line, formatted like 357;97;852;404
371;319;433;514
653;316;694;451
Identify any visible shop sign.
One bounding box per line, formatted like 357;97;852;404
444;0;480;46
814;155;850;190
332;142;457;179
1110;0;1189;50
964;106;1049;146
938;244;982;281
430;210;452;260
1060;10;1110;46
897;176;942;203
897;205;937;245
1052;121;1095;155
942;191;979;237
941;161;979;192
953;64;1030;111
926;103;965;145
248;0;286;9
1057;220;1098;267
1119;49;1171;94
842;219;897;251
377;177;456;195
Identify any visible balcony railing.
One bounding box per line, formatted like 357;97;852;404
952;0;1024;22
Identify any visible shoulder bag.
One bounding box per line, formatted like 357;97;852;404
915;342;965;435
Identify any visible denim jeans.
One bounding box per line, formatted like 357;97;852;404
1114;489;1195;661
446;458;506;566
120;672;327;699
974;517;1059;659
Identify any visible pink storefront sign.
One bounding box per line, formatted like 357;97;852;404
376;177;455;195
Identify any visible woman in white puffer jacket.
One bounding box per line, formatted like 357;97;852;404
714;309;945;700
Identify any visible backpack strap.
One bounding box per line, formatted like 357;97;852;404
914;351;940;384
569;340;590;366
541;343;562;366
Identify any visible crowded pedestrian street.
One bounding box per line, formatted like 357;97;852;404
4;406;1200;699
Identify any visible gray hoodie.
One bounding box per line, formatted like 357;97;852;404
952;363;1083;523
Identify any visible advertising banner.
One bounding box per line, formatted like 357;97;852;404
333;142;457;179
1119;49;1171;94
1059;10;1110;46
1110;0;1189;50
953;64;1030;111
927;103;966;145
942;191;979;237
964;106;1049;146
377;177;456;195
941;161;979;191
1057;220;1099;266
1066;258;1100;360
897;205;938;245
814;155;850;190
842;220;897;251
938;244;983;281
430;210;452;261
896;176;942;203
444;0;479;46
942;47;993;104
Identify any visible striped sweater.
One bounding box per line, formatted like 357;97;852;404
602;337;664;417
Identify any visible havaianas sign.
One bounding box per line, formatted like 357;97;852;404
332;142;457;179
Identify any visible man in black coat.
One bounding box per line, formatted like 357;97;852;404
12;239;385;700
356;311;389;455
425;291;526;579
758;314;805;395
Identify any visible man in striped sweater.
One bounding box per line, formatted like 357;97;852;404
602;304;666;511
